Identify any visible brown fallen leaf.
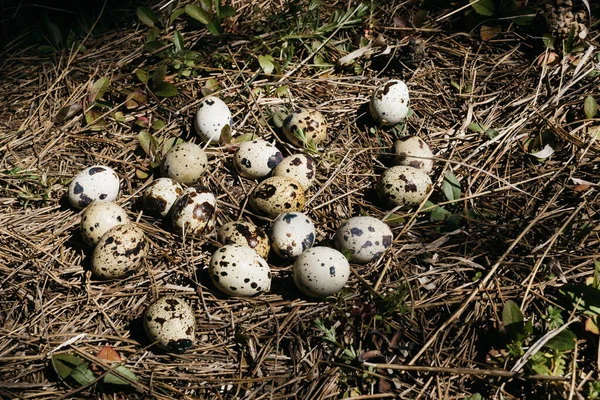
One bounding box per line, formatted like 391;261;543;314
480;25;501;41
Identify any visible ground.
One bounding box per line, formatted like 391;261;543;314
1;0;600;399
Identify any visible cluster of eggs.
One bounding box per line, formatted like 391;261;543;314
66;80;433;353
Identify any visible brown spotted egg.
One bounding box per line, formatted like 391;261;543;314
233;139;283;179
194;96;233;143
161;142;208;185
143;178;184;218
144;296;195;353
171;186;216;236
270;212;316;259
282;108;327;147
272;153;316;191
68;165;120;209
334;216;393;264
91;223;148;279
393;136;434;173
249;176;306;218
209;244;271;297
217;221;270;259
370;80;410;126
377;165;432;208
81;201;130;246
293;247;350;298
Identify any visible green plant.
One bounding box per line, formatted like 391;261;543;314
467;0;534;41
314;318;358;363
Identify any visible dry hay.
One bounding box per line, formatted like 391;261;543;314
1;0;600;399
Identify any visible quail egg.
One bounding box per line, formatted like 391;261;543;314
393;136;434;173
370;80;410;126
144;296;195;353
233;139;283;179
194;96;232;143
270;212;316;259
377;165;432;208
81;201;130;246
249;176;306;218
209;244;271;297
161;142;208;185
68;165;120;209
171;186;216;236
282;108;327;147
293;247;350;298
217;221;270;259
272;153;316;191
143;178;184;218
334;216;393;264
91;223;148;279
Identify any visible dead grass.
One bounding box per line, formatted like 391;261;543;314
1;0;600;398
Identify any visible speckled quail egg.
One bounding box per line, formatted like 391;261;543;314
144;296;195;353
377;165;432;208
282;108;327;147
370;80;410;126
68;165;120;209
217;221;270;259
209;244;271;297
194;96;232;143
270;212;316;259
249;176;306;218
233;139;283;179
81;201;130;246
161;142;208;185
334;216;393;264
393;136;434;173
91;223;148;279
143;178;184;218
171;186;216;236
272;154;316;191
293;247;350;298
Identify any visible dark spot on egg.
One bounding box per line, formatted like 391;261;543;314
253;184;277;200
88;167;106;175
73;182;84;194
267;152;283;168
167;338;192;353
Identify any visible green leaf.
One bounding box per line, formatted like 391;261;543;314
430;206;451;221
470;0;495;16
585;96;597;119
136;68;149;84
137;6;160;28
153;81;178;97
258;55;275;75
200;0;212;13
560;284;600;316
542;34;556;50
220;6;236;18
88;77;110;103
503;300;523;326
151;120;166;131
173;31;184;52
468;123;484;133
170;8;187;24
52;354;86;378
450;80;460;91
206;20;222;35
70;363;96;386
485;128;499;139
138;131;158;157
146;28;160;43
442;171;461;202
103;364;139;385
153;65;167;84
162;137;183;156
544;329;577;351
185;4;211;24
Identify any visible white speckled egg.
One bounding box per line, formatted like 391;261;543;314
293;247;350;298
270;212;316;259
272;153;316;191
249;176;306;218
171;186;216;236
161;142;208;185
143;178;184;218
68;165;120;209
370;80;410;126
144;296;195;353
217;221;270;259
91;223;148;279
81;201;130;246
377;165;432;208
209;244;271;297
334;216;393;264
233;139;283;179
194;96;232;143
282;108;327;147
393;136;434;173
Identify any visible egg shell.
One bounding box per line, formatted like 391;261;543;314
249;176;306;218
270;212;316;259
81;201;130;246
161;142;208;185
272;153;316;191
369;80;410;126
217;221;270;259
171;186;216;236
233;139;283;179
209;244;271;297
334;216;393;264
194;96;232;143
143;178;184;218
68;165;120;209
393;136;434;173
377;165;432;208
144;296;195;353
282;108;327;147
293;247;350;298
91;223;148;279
